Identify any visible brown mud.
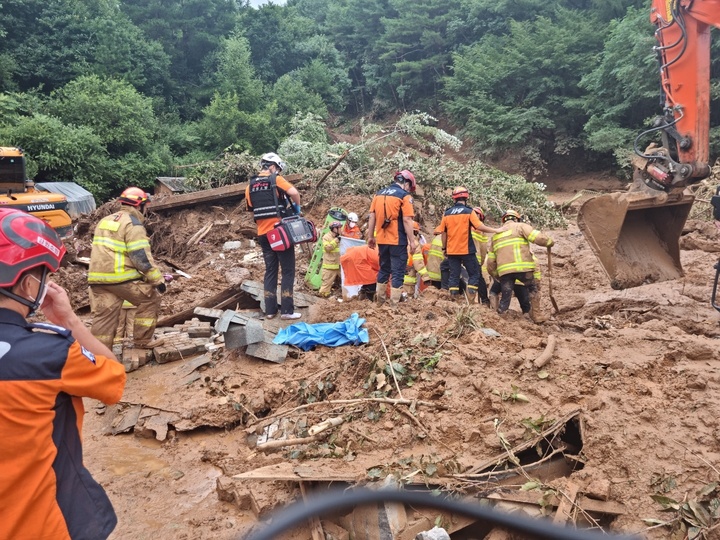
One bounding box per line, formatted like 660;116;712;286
49;177;720;540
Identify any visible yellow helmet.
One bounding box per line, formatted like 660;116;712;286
502;209;521;223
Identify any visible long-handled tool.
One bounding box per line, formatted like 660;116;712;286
547;246;560;314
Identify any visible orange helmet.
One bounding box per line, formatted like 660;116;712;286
119;187;150;207
472;207;485;221
502;209;522;223
412;221;421;233
452;186;469;200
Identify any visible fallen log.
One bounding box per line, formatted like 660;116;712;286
534;334;557;369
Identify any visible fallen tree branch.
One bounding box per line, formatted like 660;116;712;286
257;434;321;452
374;329;404;400
534;334;557;369
245;397;446;433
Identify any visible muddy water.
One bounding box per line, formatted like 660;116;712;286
83;400;253;540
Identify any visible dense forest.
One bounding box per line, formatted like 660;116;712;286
0;0;718;200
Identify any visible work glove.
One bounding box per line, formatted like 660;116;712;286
291;202;302;215
156;283;167;293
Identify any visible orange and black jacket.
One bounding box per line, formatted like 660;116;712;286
0;308;126;540
438;203;482;256
369;184;415;246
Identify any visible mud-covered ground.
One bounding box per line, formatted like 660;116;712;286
51;182;720;540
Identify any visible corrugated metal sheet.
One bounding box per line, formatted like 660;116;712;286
36;182;96;217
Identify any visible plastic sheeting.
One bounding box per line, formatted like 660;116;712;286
272;313;369;351
35;182;96;217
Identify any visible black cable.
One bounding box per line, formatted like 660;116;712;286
243;488;642;540
633;108;684;160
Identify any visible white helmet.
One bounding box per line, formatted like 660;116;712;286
260;152;286;171
347;212;359;223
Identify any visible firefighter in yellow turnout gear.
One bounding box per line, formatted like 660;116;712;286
318;221;343;297
88;187;164;350
486;209;554;323
403;221;429;297
470;207;491;305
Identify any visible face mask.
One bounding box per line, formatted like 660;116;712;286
27;274;49;309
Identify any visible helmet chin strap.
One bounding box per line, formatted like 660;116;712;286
0;267;48;316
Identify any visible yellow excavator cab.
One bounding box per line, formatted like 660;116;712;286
0;147;73;238
577;189;694;289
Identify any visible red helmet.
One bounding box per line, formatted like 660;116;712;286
119;187;150;207
473;207;485;221
452;186;469;200
0;208;66;287
394;170;416;193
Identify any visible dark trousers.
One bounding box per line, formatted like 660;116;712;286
448;253;480;296
258;235;295;315
490;279;530;313
498;272;537;313
377;244;407;289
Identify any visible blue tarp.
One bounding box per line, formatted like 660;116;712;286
273;313;369;351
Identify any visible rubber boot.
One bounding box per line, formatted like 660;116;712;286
489;292;499;311
376;285;387;306
529;293;548;324
390;287;404;306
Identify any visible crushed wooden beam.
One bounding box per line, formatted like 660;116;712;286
552;481;580;524
485;490;626;516
157;284;258;327
148;183;248;212
148;174;302;213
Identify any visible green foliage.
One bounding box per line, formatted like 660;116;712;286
0;113;109;194
443;9;604;176
580;7;658;174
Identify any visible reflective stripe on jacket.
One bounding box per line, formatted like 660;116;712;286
404;243;429;285
486;221;553;278
425;235;444;281
321;231;340;270
88;207;162;285
471;229;488;266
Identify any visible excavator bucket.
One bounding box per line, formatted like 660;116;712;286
577;191;694;289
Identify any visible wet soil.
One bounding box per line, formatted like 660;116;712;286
51;174;720;540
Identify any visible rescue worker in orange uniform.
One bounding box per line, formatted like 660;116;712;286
245;152;302;320
0;208;126;540
438;187;502;301
470;206;491;305
367;170;418;305
319;221;343;297
341;212;363;239
340;244;381;300
486;209;554;322
88;187;165;355
403;221;430;297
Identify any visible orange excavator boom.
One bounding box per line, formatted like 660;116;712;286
578;0;720;289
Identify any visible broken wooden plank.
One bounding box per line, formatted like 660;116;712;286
149;183;249;212
157;284;257;327
456;409;582;477
240;280;316;309
233;462;363;483
485;490;626;516
552;481;580;524
299;482;325;540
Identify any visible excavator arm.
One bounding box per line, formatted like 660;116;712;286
578;0;720;289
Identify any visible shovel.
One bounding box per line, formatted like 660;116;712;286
547;246;560;314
